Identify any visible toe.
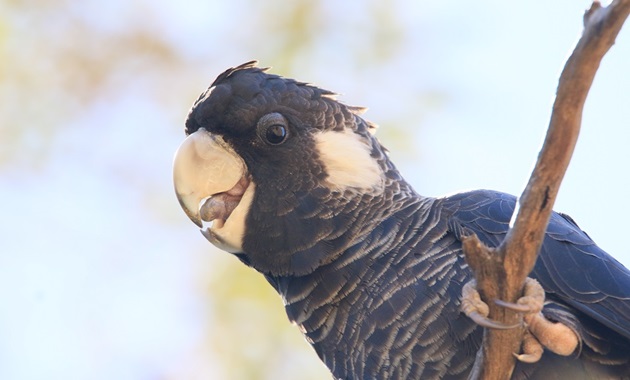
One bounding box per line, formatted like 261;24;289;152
461;280;520;330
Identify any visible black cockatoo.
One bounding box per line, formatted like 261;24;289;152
173;61;630;379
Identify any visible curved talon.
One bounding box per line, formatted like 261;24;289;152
494;278;545;314
468;311;521;330
494;299;535;313
513;352;542;363
462;277;577;364
514;330;544;363
461;280;521;330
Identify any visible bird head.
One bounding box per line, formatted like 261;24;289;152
173;61;411;276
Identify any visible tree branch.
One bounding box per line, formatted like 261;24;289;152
462;2;630;379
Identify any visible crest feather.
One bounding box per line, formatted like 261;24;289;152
211;60;270;87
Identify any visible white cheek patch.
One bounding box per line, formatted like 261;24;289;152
314;129;384;191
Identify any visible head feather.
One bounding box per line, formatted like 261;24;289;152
210;60;270;87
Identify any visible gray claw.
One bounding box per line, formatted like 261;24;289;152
468;311;521;330
494;299;535;313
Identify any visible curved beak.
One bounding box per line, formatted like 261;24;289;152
173;128;246;227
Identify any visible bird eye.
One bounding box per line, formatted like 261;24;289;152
257;113;289;145
265;124;287;144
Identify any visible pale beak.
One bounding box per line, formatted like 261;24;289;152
173;128;246;227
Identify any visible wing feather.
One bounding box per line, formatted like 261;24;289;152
443;190;630;340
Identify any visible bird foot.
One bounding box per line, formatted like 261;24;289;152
461;277;579;362
461;280;520;329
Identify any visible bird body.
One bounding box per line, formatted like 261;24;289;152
173;62;630;379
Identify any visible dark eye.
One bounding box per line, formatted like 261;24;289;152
257;113;289;145
265;124;287;144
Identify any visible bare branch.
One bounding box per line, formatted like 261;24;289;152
462;1;630;379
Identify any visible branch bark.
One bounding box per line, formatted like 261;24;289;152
462;2;630;379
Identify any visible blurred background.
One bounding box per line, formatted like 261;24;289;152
1;1;628;379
